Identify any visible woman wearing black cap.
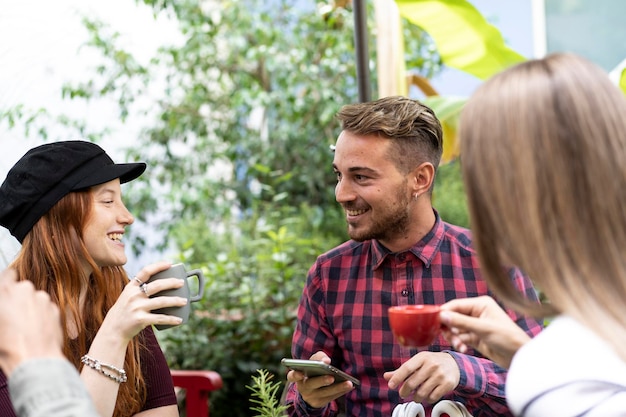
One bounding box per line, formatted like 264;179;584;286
0;141;185;417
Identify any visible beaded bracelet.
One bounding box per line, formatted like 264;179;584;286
81;354;128;383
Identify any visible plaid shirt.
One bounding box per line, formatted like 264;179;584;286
286;212;543;417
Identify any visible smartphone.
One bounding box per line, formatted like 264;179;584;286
281;358;360;386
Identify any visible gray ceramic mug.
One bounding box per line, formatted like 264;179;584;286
147;263;205;330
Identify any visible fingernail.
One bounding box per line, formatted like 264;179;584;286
453;339;466;353
440;310;451;323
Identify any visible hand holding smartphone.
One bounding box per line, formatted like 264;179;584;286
281;358;360;386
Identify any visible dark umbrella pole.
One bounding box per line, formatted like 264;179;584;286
353;0;371;102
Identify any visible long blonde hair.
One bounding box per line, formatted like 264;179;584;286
460;52;626;361
12;190;146;416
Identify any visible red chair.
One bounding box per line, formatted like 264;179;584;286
171;370;223;417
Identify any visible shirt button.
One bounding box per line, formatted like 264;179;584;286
398;254;406;261
401;289;409;297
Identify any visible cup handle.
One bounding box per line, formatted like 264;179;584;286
186;269;205;302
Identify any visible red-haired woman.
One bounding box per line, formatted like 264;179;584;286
0;140;186;417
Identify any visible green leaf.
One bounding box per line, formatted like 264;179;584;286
423;95;466;128
423;95;466;162
396;0;526;79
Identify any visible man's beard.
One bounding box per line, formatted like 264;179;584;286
347;191;411;243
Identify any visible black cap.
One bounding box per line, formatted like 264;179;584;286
0;140;146;243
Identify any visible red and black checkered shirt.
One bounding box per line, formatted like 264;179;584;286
286;212;543;417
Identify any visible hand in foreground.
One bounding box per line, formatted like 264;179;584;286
439;296;532;369
0;268;64;376
384;351;460;405
100;261;188;342
286;351;355;409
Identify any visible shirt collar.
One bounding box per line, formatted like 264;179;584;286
370;209;444;270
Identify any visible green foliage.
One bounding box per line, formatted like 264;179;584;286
402;17;443;79
433;160;469;228
157;195;344;416
103;0;366;247
247;369;289;417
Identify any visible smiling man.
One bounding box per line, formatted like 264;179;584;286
284;96;543;417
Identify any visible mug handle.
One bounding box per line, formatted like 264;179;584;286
186;269;205;302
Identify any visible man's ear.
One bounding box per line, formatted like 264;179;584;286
411;162;435;197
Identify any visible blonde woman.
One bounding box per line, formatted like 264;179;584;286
441;53;626;416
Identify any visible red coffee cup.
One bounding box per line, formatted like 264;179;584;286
388;305;441;347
